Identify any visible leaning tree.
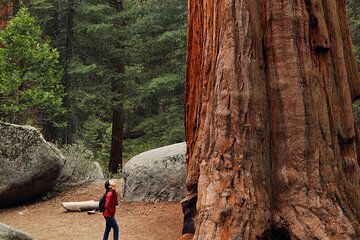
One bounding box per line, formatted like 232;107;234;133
181;0;360;239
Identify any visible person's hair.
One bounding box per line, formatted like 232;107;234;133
104;180;110;191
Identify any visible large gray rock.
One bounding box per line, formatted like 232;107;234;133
0;123;65;208
124;142;186;202
0;223;32;240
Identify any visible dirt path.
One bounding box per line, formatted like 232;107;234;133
0;181;183;240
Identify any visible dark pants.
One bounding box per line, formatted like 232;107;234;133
103;217;119;240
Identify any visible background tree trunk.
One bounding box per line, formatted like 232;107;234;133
109;97;124;173
183;0;360;239
61;0;75;144
108;0;124;174
0;1;12;30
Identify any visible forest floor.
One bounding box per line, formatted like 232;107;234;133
0;180;183;240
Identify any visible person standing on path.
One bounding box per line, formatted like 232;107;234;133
102;179;119;240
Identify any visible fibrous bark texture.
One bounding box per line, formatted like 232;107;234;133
184;0;360;239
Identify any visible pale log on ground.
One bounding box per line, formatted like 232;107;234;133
182;0;360;239
62;201;99;212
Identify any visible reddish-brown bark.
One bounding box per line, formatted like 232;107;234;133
182;0;360;239
0;2;12;30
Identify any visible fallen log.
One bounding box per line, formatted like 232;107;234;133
62;200;99;212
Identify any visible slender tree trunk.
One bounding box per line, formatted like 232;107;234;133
109;101;124;173
182;0;360;239
61;0;75;144
109;66;124;174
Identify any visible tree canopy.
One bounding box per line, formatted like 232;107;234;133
19;0;186;172
0;7;65;127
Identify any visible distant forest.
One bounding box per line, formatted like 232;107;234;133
0;0;358;173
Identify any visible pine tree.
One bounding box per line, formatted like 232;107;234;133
71;0;129;172
0;7;65;128
28;0;77;142
24;0;188;170
124;0;187;153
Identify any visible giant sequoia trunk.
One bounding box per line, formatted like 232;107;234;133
183;0;360;239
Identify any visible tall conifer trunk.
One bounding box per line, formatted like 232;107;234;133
109;65;124;173
182;0;360;239
109;97;124;173
108;0;124;174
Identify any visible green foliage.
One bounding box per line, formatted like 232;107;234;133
69;0;130;108
103;168;123;180
347;0;360;68
353;101;360;129
122;0;186;157
347;1;360;128
57;141;100;184
41;184;66;201
124;108;184;158
27;0;68;51
126;0;186;73
74;2;126;67
81;116;111;159
25;0;187;165
0;8;65;127
58;0;186;161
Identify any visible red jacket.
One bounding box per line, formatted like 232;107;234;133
103;189;118;218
